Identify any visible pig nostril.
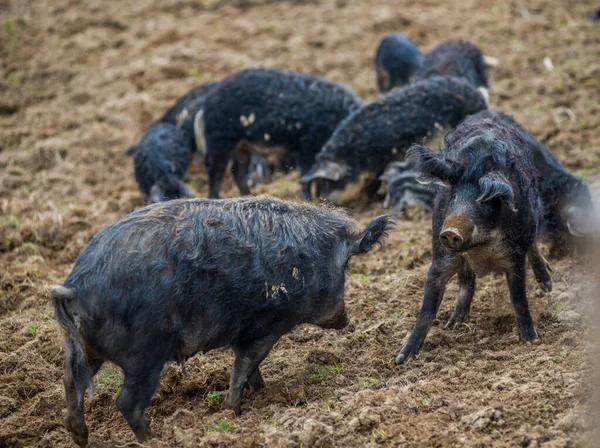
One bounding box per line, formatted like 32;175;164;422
440;231;463;250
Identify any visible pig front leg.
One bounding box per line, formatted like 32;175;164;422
396;257;458;364
507;253;539;343
226;335;278;415
527;243;552;293
445;261;476;329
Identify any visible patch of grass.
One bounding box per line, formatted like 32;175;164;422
371;428;388;442
380;358;395;370
359;86;370;98
96;365;124;398
358;376;380;388
187;67;203;77
572;167;596;180
206;418;234;433
28;324;41;337
0;216;21;229
16;242;41;256
350;273;372;285
206;391;222;404
555;302;564;312
309;362;342;384
8;71;23;84
2;20;18;51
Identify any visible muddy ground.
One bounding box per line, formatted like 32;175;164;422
1;0;599;446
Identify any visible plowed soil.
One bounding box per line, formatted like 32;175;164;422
1;0;599;446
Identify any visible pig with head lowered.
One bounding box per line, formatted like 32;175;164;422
301;76;488;199
375;33;422;92
131;122;195;203
396;114;551;364
51;196;392;445
199;68;362;198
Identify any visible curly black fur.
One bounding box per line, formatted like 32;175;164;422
302;76;488;195
396;114;547;364
133;122;194;202
432;114;543;243
375;33;422;92
471;110;596;249
55;196;390;441
201;68;362;198
413;40;489;89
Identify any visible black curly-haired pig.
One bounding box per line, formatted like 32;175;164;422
396;114;551;364
131;122;194;203
300;76;488;199
51;196;392;445
198;68;362;198
375;33;422;92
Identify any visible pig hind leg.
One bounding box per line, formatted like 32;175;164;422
116;361;164;443
226;336;278;415
507;254;539;343
527;244;552;293
247;367;265;393
64;346;104;447
445;262;476;329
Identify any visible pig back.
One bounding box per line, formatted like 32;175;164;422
64;197;355;348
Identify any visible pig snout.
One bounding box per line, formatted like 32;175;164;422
440;214;474;252
316;307;350;330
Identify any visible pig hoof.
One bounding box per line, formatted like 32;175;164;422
66;420;88;446
70;434;88;447
395;347;416;365
520;328;539;344
444;317;468;329
538;281;552;293
233;405;242;417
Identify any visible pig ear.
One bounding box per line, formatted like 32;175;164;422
300;160;348;183
124;145;138;156
406;145;455;185
149;184;165;203
351;215;395;256
477;172;517;212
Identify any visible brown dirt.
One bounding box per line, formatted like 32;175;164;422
1;0;599;446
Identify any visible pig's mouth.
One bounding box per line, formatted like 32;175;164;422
315;312;351;330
